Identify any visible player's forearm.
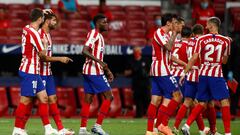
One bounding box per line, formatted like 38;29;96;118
171;56;187;66
165;33;177;51
82;49;102;64
41;56;62;62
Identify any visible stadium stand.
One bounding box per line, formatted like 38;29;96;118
0;87;8;116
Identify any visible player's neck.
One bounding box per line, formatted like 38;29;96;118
42;25;50;33
182;37;188;41
30;22;39;31
161;26;170;33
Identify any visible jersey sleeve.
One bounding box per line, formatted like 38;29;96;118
194;38;202;54
85;30;98;48
30;30;45;52
154;29;168;47
224;38;231;56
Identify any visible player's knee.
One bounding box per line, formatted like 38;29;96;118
184;98;193;107
48;95;57;104
20;96;33;105
106;95;114;101
39;95;49;103
173;91;182;103
220;99;230;107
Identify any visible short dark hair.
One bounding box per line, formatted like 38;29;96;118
93;14;106;26
29;8;43;22
208;17;221;29
192;24;204;35
181;26;192;38
161;13;175;26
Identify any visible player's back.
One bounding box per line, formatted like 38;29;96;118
195;34;231;77
187;37;201;67
171;40;188;67
19;25;44;74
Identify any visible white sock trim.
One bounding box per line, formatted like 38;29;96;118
80;127;87;130
184;124;190;129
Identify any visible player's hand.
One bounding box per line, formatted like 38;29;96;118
43;9;53;14
106;69;114;82
59;57;73;64
100;61;108;71
179;75;185;86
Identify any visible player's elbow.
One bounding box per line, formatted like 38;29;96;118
222;57;228;64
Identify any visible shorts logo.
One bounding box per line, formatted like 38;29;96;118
32;81;37;94
42;80;46;87
170;76;178;88
103;75;110;87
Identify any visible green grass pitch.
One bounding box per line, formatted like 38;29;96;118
0;118;239;135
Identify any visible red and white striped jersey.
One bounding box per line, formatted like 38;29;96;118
39;29;52;76
194;34;231;77
82;29;105;75
171;40;188;77
19;25;45;74
150;28;171;76
186;37;201;82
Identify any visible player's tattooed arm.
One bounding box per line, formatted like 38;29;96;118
164;32;178;51
171;55;187;67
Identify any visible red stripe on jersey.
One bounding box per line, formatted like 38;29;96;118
211;66;217;77
94;39;100;74
153;61;156;75
88;61;92;75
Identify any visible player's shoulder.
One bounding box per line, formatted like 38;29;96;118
216;34;231;42
198;34;212;40
88;29;100;38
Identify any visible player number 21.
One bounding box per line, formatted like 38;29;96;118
204;44;222;62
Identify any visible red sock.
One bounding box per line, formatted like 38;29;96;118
186;104;204;126
80;102;90;127
15;103;27;129
222;106;231;133
162;99;179;126
50;103;64;130
38;103;50;125
196;113;205;131
147;103;157;132
155;105;166;128
23;103;33;129
96;99;111;125
174;104;187;129
207;106;216;133
158;105;169;126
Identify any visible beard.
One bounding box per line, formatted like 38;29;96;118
49;24;56;30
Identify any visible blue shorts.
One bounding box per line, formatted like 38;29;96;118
41;75;56;96
175;76;185;96
196;76;230;102
83;74;111;94
19;71;45;97
151;75;179;99
184;81;198;99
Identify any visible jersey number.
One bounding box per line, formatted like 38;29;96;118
172;48;179;59
204;44;222;62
